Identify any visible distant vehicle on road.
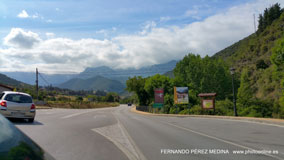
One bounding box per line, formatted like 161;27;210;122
0;113;55;160
128;103;132;106
0;91;36;122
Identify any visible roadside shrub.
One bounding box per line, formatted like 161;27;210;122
169;107;177;114
179;109;189;114
188;105;202;115
238;99;273;117
215;99;234;116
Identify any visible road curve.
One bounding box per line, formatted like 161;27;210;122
13;105;284;160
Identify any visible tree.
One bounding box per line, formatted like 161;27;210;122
257;3;283;33
144;74;173;103
263;8;270;28
257;14;264;33
126;76;150;106
174;54;232;100
105;92;120;102
105;93;114;102
237;68;254;104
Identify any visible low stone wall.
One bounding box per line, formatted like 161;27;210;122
136;106;149;112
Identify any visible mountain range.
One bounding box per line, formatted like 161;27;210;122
59;76;125;93
1;60;178;92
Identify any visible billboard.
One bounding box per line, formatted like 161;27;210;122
153;88;164;108
174;87;189;104
202;99;214;109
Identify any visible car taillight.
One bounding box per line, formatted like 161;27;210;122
0;101;7;107
31;104;35;110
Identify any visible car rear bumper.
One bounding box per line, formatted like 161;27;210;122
0;109;35;119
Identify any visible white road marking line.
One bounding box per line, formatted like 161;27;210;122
61;107;114;119
92;110;147;160
61;111;92;119
114;115;147;160
92;123;139;160
160;120;283;160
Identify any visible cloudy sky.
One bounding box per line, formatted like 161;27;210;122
0;0;283;74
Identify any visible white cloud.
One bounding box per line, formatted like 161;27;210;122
17;10;45;20
1;0;284;73
3;28;41;49
17;10;29;18
45;32;55;38
140;21;156;35
31;13;39;19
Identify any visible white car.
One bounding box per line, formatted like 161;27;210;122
0;91;36;122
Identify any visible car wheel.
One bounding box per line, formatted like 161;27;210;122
28;118;34;123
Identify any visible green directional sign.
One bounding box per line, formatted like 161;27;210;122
153;103;163;108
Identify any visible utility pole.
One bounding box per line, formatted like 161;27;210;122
36;68;39;100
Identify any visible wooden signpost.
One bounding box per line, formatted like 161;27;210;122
198;93;217;110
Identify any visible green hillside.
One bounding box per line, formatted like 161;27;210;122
213;6;284;101
0;73;30;88
60;75;125;93
211;4;284;118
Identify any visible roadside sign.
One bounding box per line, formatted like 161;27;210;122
174;87;189;104
153;103;163;108
198;93;217;110
154;88;164;108
154;88;164;104
202;99;214;109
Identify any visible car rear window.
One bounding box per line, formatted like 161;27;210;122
4;94;32;103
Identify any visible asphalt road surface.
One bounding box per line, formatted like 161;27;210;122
13;105;284;160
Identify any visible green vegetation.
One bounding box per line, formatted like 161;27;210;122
126;54;232;114
127;4;284;118
43;91;120;109
10;83;120;109
48;101;119;109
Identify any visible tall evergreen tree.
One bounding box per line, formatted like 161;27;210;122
237;68;253;104
257;14;264;33
263;8;269;27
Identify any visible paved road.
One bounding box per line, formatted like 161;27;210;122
13;105;284;160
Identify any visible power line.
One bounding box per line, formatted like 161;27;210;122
38;72;50;86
